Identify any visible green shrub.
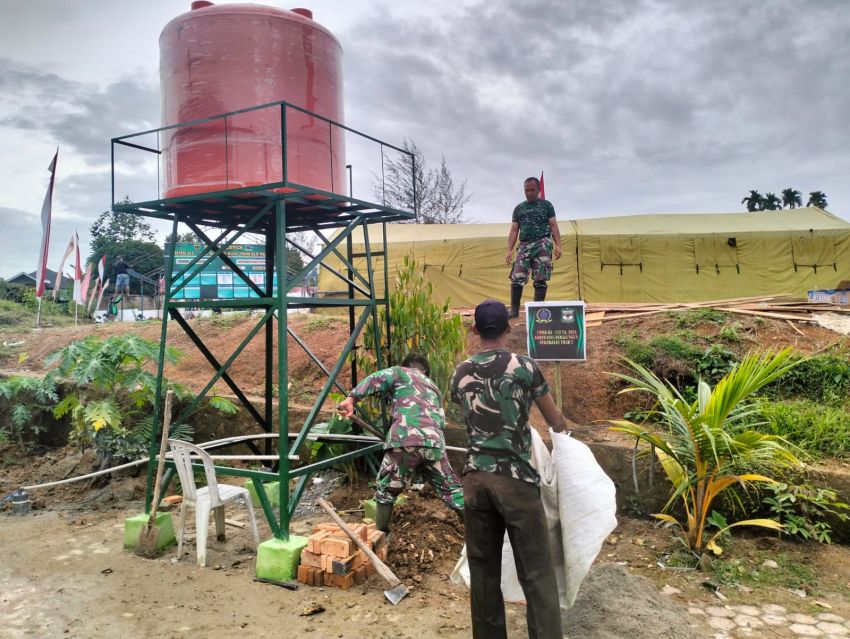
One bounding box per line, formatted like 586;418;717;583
762;481;849;543
765;354;850;405
356;255;466;403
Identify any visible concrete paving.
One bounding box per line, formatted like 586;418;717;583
690;603;850;638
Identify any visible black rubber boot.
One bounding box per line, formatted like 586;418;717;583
533;283;547;302
375;502;393;533
509;284;523;318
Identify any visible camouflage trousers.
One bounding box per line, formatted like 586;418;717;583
510;236;553;285
375;446;464;511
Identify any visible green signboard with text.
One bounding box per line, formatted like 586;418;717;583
167;242;274;301
526;301;586;361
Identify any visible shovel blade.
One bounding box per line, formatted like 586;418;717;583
135;523;161;558
384;583;410;605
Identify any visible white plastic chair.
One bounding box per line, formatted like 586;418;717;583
168;439;260;567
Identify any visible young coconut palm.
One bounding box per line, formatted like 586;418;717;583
610;348;803;558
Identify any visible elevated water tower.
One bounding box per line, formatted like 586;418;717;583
113;2;415;551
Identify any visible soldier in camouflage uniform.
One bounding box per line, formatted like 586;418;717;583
504;176;562;318
337;353;463;533
451;300;567;639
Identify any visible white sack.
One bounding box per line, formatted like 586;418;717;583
450;429;618;609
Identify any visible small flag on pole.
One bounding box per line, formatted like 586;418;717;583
96;278;110;316
80;262;94;305
35;149;58;299
87;279;100;315
97;255;106;282
53;234;75;300
539;171;546;201
72;232;84;305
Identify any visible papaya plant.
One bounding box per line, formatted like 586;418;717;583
609;348;804;559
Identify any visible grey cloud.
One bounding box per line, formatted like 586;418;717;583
0;59;158;165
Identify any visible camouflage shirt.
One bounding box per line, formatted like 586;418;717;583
350;366;446;450
450;350;550;485
512;198;556;243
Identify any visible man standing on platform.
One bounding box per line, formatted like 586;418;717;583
504;176;561;318
114;255;130;297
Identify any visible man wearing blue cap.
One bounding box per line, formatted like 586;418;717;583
450;299;567;639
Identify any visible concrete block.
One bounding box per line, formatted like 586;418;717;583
123;512;176;551
255;536;308;581
244;480;280;508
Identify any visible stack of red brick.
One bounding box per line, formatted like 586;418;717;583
297;521;387;590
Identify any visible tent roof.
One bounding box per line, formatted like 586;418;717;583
344;207;846;243
572;207;848;236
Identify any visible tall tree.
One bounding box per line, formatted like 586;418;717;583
741;190;764;212
373;139;471;224
763;193;782;211
781;188;802;209
807;191;828;209
88;200;164;293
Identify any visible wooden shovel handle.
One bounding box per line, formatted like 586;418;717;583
147;390;174;526
317;497;400;587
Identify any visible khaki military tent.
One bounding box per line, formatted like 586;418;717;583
318;207;850;307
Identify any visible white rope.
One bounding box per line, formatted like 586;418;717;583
18;432;467;492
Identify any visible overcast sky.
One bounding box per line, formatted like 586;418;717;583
1;0;849;278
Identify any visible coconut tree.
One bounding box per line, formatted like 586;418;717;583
781;188;803;210
741;190;764;212
763;193;782;210
807;191;828;209
609;349;803;559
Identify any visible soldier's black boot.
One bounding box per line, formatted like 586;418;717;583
375;502;393;533
533;283;547;302
509;284;523;318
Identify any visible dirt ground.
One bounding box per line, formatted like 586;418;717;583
2;310;850;638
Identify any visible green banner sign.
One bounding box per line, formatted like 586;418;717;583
526;301;586;361
167;242;273;300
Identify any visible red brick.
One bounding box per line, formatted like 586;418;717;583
300;550;322;568
376;544;388;561
353;565;367;585
324;571;334;586
333;572;354;590
368;529;386;550
313;522;340;534
365;562;376;577
297;564;309;584
307;530;329;553
321;535;354;558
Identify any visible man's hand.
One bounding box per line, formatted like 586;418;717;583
554;244;562;260
337;396;356;418
505;250;514;265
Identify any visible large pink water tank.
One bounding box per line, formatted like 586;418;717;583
160;2;345;198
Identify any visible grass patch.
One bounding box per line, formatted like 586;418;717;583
711;551;817;591
301;315;345;334
670;308;729;328
757;400;850;458
197;311;250;330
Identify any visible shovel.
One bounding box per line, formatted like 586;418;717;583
136;390;174;558
317;498;409;605
348;413;387;441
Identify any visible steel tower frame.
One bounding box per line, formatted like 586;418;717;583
111;100;415;539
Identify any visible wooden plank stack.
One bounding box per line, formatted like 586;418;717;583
587;295;850;324
297;521;387;590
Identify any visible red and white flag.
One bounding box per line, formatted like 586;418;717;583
72;231;84;305
35;149;58;299
539;171;546;201
95;278;110;314
97;255;106;281
52;234;76;300
87;279;100;314
80;262;94;305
